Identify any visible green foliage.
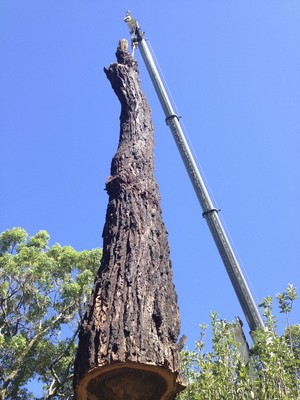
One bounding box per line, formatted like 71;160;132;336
0;228;102;400
177;287;300;400
0;227;28;254
1;228;299;399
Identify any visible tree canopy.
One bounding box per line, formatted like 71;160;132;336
0;228;102;400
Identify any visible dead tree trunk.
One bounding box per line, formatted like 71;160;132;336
74;40;184;400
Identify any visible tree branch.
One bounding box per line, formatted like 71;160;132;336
1;301;76;395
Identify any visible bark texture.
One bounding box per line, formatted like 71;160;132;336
74;40;182;400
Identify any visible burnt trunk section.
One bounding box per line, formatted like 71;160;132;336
74;41;183;400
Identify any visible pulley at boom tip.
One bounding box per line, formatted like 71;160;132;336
124;11;144;48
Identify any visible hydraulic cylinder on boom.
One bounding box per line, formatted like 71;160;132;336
124;11;264;334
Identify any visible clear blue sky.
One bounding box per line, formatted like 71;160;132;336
1;1;300;355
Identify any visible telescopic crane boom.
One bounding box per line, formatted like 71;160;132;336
124;11;264;333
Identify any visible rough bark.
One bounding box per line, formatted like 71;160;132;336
74;40;183;400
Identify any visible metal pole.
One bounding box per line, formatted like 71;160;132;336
124;13;264;333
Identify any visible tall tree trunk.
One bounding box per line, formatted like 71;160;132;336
74;40;184;400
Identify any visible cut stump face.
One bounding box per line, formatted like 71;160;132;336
76;361;184;400
74;40;184;400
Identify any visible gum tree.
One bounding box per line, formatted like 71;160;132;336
0;228;102;400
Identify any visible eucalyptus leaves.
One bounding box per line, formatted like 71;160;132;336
0;228;101;400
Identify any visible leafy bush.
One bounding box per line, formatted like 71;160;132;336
177;285;300;400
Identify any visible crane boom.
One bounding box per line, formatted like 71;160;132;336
124;12;264;333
